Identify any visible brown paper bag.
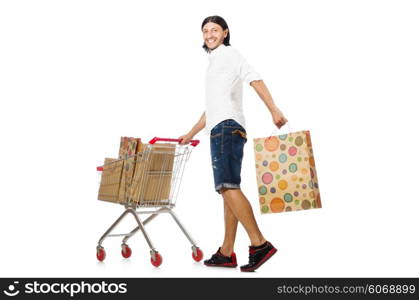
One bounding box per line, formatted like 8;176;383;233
118;137;141;159
98;158;124;203
118;137;142;203
254;130;321;214
128;144;176;206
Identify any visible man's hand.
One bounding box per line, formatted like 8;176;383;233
271;107;288;129
178;133;195;145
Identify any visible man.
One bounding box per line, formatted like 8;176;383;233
179;15;287;272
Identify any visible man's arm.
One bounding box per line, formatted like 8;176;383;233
250;80;288;128
189;112;206;137
250;80;278;113
179;112;206;144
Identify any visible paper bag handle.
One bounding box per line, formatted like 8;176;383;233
268;121;293;138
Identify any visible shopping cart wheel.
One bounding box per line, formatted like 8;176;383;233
192;247;204;262
96;247;106;262
150;253;163;267
121;244;132;259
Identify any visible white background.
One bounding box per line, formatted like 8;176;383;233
1;0;418;277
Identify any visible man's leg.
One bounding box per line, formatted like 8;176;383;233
221;188;266;246
220;195;238;256
222;188;277;272
203;191;239;268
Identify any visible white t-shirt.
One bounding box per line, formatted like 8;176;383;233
204;44;262;134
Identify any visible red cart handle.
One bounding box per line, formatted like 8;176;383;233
148;137;200;147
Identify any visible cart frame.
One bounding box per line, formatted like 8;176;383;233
95;137;203;266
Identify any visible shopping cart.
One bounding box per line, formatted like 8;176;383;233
96;137;203;267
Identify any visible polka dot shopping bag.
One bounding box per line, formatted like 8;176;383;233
253;130;321;214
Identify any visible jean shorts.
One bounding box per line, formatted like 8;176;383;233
210;119;247;194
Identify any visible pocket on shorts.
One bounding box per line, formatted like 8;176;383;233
210;123;223;139
231;129;247;161
210;132;222;139
232;129;247;140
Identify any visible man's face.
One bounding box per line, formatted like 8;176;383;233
202;22;228;51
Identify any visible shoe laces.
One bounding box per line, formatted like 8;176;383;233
248;244;266;264
248;251;258;264
211;253;219;259
209;250;225;261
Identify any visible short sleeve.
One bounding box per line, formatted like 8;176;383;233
238;55;262;85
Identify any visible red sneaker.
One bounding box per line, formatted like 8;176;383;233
204;248;238;268
240;241;277;272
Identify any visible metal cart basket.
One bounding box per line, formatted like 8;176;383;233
96;137;203;267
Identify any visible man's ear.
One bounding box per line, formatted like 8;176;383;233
224;29;229;38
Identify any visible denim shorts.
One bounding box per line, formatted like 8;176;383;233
210;119;247;194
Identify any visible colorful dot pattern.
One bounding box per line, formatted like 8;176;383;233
254;131;321;214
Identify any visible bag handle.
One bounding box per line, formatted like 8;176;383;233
268;121;293;139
